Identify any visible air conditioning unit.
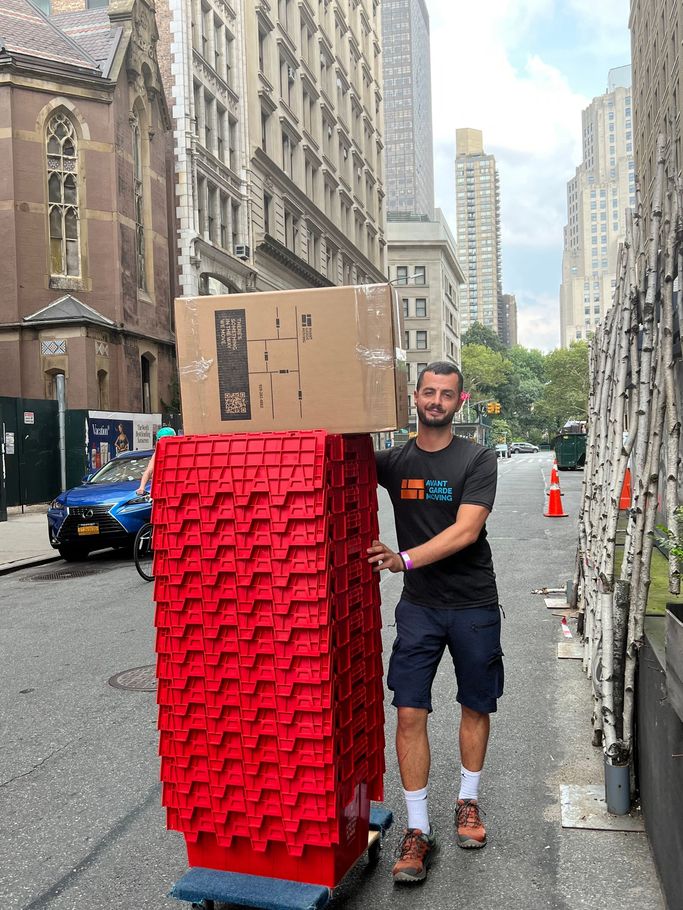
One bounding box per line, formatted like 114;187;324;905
287;66;296;83
234;243;250;260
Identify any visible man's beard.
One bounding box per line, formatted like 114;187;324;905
416;402;455;428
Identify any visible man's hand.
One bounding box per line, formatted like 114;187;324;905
367;539;405;573
136;486;146;496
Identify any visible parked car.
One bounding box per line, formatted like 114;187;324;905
495;443;510;458
509;442;540;454
47;450;153;561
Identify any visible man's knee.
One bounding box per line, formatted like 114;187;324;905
461;704;490;723
397;706;429;736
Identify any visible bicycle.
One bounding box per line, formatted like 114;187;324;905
134;521;154;581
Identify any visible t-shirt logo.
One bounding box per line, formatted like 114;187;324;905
401;478;454;502
401;479;425;500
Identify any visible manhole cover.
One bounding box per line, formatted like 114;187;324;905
24;568;104;581
108;665;157;692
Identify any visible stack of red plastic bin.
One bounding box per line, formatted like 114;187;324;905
153;431;385;888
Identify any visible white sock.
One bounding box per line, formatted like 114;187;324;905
458;766;481;802
403;785;430;833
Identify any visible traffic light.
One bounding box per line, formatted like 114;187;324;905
487;402;495;414
495;402;501;415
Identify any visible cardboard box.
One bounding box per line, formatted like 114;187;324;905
175;283;408;435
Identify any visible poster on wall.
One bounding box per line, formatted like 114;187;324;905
86;411;161;472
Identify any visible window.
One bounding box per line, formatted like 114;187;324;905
284;208;298;252
282;130;294;177
404;330;410;349
396;265;408;285
131;113;146;291
208;184;217;242
220;193;228;248
414;266;426;285
402;298;409;318
216;106;225;161
258;29;267;75
415;298;427;317
47;112;80;277
416;330;428;349
261;109;269;152
263;191;272;235
228;116;237;170
231;201;240;250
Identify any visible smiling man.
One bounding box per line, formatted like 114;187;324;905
368;361;502;884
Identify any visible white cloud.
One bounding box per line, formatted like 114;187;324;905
515;291;561;352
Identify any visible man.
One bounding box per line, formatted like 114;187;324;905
136;426;176;495
368;362;502;884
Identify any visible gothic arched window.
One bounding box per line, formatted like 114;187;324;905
46;112;80;277
131;114;146;292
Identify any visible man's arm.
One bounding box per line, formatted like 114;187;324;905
367;503;490;573
136;452;155;496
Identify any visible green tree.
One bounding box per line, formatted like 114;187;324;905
534;341;590;431
460;344;512;397
461;322;505;353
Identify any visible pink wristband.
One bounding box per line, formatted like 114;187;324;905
400;551;413;571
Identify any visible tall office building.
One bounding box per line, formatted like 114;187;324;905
559;66;635;347
455;129;503;336
382;0;434;219
156;0;387;297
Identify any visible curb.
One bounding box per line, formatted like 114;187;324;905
0;554;62;577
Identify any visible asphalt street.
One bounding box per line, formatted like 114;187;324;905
0;452;665;910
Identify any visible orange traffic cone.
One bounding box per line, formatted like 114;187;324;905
619;468;632;510
550;461;560;486
545;480;568;517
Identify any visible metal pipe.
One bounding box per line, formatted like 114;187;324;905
56;373;67;492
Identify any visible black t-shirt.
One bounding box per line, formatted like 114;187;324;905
376;437;498;609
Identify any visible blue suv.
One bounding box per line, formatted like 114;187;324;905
47;450;153;561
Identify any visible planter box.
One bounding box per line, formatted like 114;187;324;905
666;603;683;723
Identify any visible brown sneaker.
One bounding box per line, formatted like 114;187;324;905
456;799;487;848
392;827;438;883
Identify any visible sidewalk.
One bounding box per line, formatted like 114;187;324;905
0;504;60;574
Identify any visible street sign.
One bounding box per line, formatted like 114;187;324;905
24;411;35;424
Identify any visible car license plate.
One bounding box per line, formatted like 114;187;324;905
77;523;99;536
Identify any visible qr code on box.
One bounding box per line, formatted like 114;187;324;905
223;391;248;415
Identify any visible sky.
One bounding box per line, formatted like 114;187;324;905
427;0;631;351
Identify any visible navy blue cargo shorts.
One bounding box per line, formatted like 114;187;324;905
387;597;505;715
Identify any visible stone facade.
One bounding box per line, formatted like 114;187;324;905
0;0;176;412
157;0;387;298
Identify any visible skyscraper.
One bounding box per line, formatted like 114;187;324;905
559;67;635;347
500;294;518;347
382;0;435;219
455;129;503;335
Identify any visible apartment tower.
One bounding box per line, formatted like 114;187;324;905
455;129;503;336
381;0;434;218
559;66;635;347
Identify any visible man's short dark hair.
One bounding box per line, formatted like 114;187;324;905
416;361;464;395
